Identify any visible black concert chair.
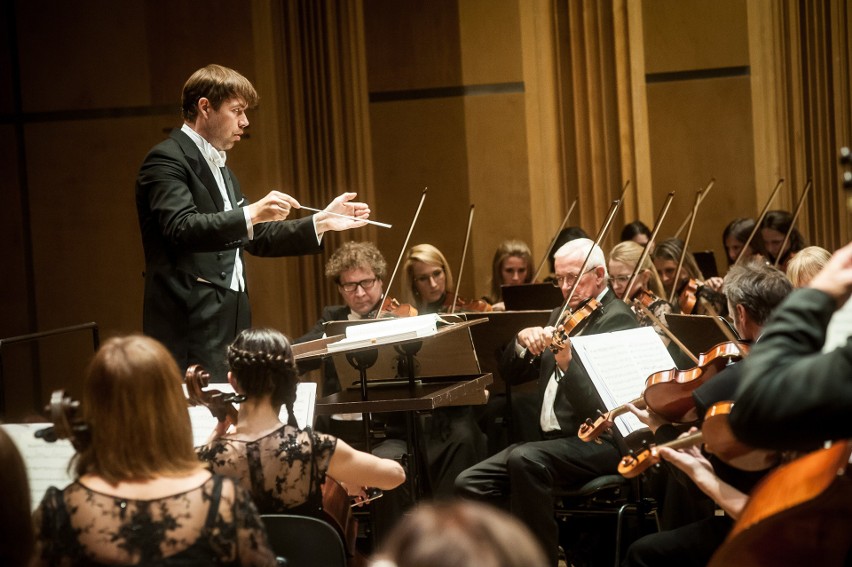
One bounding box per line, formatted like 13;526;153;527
261;514;347;567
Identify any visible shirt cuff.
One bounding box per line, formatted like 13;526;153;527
242;207;253;240
312;215;323;245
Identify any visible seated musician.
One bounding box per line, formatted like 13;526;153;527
785;245;831;288
33;335;277;567
651;237;724;314
0;427;34;567
730;240;852;450
488;239;534;311
455;238;638;567
722;217;767;267
196;327;405;517
296;241;388;396
608;240;672;324
402;243;491;313
759;210;807;271
622;262;792;566
620;219;652;247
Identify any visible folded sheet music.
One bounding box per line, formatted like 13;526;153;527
571;326;676;437
325;313;441;352
4;381;317;511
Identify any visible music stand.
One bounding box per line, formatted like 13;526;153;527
665;314;741;356
502;283;563;311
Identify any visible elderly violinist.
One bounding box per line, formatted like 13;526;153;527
455;238;638;567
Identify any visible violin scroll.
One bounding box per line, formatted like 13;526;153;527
185;364;241;426
36;390;91;451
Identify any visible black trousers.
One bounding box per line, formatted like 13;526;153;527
186;283;250;382
621;514;732;567
455;435;621;567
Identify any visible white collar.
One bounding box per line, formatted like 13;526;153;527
181;123;226;167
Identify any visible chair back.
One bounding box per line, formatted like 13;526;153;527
261;514;347;567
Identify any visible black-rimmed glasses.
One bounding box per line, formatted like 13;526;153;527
339;278;378;293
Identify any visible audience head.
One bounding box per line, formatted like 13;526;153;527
403;244;454;307
553;238;607;309
651;238;703;295
760;210;806;264
370;500;548;567
723;261;793;339
181;64;259;122
620;220;652;246
228;328;298;420
75;335;199;483
548;226;589;274
490;240;533;302
785;246;831;288
608;240;666;300
326;241;387;316
0;427;33;567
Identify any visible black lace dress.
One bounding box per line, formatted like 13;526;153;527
32;474;276;566
196;425;337;516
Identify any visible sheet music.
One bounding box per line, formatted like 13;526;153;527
2;423;75;511
325;314;440;352
186;382;317;446
571;327;676;436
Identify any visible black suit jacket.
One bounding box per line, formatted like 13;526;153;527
136;128;323;367
294;304;352;395
500;290;639;437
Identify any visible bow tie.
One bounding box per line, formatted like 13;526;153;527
200;140;226;168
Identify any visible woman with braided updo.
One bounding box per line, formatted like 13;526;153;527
196;328;405;516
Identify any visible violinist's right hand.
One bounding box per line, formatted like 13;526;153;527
247;190;301;224
517;325;556;357
625;402;669;434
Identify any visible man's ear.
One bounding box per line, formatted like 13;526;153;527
197;97;211;118
735;303;748;329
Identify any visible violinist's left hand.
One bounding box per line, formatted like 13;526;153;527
702;276;724;292
339;481;369;506
626;402;669;434
553;327;572;372
658;434;714;483
314;192;370;234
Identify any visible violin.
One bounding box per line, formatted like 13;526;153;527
378;296;418;318
617;401;778;478
550;297;602;353
677;278;700;314
442;293;493;313
578;395;645;443
643;341;750;423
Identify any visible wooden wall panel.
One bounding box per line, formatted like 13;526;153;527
0;125;28;339
642;0;749;73
458;0;523;84
646;76;756;266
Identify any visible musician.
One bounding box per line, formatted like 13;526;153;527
0;427;33;567
295;241;388;395
651;238;724;314
455;238;638;567
488;239;534;310
620;220;652;247
785;245;831;288
136;63;370;382
196;328;405;517
722;217;767;267
623;262;792;566
608;241;671;322
544;226;589;281
33;335;277;566
759;210;807;270
370;500;549;567
730;240;852;450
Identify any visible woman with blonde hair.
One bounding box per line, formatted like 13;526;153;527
785;245;831;288
488;239;533;310
402;243;456;313
33;335;276;566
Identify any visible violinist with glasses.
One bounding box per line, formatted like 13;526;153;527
455;238;638;567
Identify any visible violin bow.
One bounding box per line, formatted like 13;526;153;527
669;189;705;304
774;179;812;268
673;178;715;240
450;204;476;314
632;300;699;364
532;199;578;281
554;199;622;326
623;192;675;304
374;188;428;319
734;178;785;266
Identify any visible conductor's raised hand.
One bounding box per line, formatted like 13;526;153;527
247;190;301;225
315;192;371;234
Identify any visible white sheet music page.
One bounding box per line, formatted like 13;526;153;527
186;382;318;447
571;326;676;436
2;423;75;511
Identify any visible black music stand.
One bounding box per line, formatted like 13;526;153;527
295;319;491;499
665;314;741;356
502;283;564;311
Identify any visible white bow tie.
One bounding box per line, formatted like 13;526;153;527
205;145;227;168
